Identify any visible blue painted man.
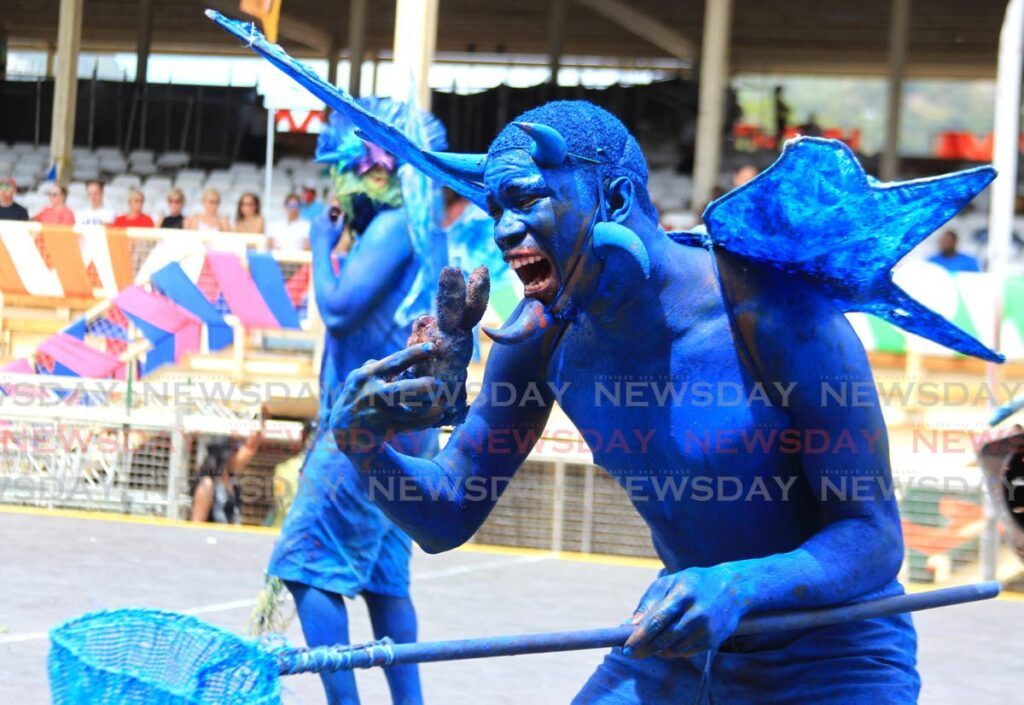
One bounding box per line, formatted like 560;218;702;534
265;98;449;705
325;107;1001;704
212;17;1003;703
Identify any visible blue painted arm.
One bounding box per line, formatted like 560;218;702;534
311;209;413;336
627;262;905;657
335;326;556;553
724;298;904;610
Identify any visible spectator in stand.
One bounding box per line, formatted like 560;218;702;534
34;184;75;225
112;189;155;228
0;177;28;221
158;188;186;229
732;164;759;189
269;193;311;250
298;181;324;222
191;407;266;524
263;420;313;527
928;229;981;273
797;113;824;138
186;188;231;232
234;192;265;234
774;85;791;150
78;180;115;225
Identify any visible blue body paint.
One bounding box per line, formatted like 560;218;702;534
266;98;445;705
207;15;1001;704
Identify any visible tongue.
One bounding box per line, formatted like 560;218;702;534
482;298;555;345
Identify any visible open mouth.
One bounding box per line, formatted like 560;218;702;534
506;248;559;305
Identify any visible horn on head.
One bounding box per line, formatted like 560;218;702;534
514;122;568;168
426;152;488;181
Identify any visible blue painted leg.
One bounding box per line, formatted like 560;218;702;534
286;580;360;705
363;591;423;705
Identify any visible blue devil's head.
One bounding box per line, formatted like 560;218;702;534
478;101;656;344
205;16;656;345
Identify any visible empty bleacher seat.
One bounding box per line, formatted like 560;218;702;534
99;155;128;173
110;174;142;189
156;152;190;169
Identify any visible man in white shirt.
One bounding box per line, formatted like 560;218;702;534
268;193;311;250
77;180;115;225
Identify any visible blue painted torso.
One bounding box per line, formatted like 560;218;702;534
550;244;816;573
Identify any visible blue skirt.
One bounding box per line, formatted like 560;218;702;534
267;428;437;598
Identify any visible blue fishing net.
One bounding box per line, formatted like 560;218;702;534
48;609;282;705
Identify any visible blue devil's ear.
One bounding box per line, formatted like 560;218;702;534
593;222;650;280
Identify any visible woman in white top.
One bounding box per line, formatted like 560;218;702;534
269;193;311;250
185;188;231;231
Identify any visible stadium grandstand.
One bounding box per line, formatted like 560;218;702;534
1;3;1023;701
0;0;1022;573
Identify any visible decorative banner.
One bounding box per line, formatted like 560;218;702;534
38;333;123;379
200;251;281;328
151;262;235;352
115;285;203;375
275;109;326;133
0;226;62;296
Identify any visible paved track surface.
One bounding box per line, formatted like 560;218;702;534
1;509;1020;704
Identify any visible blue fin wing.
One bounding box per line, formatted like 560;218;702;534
395;87;449;326
206;11;488;208
673;137;1002;363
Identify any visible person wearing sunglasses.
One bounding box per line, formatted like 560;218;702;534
158;188;186;229
185;188;231;232
0;177;28;221
33;184;75;225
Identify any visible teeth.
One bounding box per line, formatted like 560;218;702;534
510;255;543;270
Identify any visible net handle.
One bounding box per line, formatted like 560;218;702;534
276;581;999;675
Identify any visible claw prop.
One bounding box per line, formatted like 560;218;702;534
400;266;490;426
991;395;1024;427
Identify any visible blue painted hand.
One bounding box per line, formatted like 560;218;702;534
623;565;753;659
329;343;443;453
310;207;344;254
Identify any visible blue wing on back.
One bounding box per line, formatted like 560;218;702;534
671;137;1002;363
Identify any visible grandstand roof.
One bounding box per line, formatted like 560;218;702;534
4;0;1010;78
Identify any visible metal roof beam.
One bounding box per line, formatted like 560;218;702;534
574;0;696;61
